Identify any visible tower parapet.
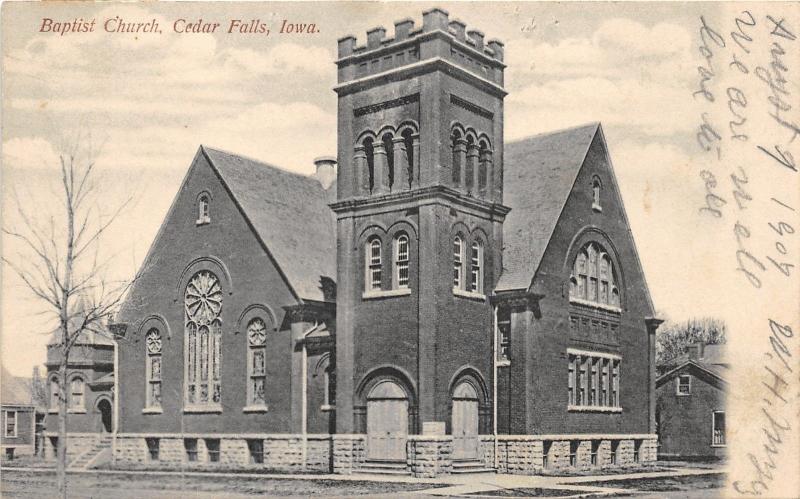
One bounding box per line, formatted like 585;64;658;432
336;8;505;89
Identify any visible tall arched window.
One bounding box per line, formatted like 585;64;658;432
394;234;410;289
383;133;395;189
470;240;484;293
478;140;489;194
366;238;382;291
569;242;620;308
145;328;163;409
197;194;210;224
185;270;223;408
402;129;414;187
49;376;59;411
592;177;602;210
69;376;85;411
246;318;268;407
364;138;375;192
453;236;464;290
451;130;463;185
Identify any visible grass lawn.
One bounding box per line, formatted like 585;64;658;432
469;487;591;497
1;469;446;498
581;473;726;492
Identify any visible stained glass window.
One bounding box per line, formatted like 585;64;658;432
146;328;162;409
569;243;619;307
185;271;222;408
247;318;268;406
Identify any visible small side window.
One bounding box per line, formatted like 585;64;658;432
197;194;211;225
677;375;691;395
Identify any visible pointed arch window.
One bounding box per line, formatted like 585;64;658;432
453;236;464;290
569;242;620;308
246;318;268;408
145;328;163;409
470;240;483;293
366;238;382;291
185;270;223;409
394;234;410;289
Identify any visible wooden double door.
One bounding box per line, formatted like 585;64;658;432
452;382;479;460
366;380;408;461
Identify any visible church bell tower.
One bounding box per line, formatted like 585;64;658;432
331;7;509;439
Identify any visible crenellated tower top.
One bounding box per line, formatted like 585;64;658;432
335;7;505;90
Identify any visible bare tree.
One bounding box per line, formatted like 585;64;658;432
2;134;138;499
655;317;727;368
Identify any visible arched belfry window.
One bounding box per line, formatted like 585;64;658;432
451;129;464;186
246;318;268;408
382;133;395;189
478;140;489;195
185;270;223;408
366;238;382;291
68;376;85;411
364;137;375;192
145;328;163;409
401;129;415;187
394;234;410;289
197;194;211;224
569;242;620;308
592;177;602;211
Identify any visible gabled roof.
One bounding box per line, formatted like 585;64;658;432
201;147;336;303
1;367;35;407
657;360;728;389
496;123;599;292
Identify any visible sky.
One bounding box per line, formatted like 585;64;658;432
1;2;797;377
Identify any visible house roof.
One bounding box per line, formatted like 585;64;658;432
201;147;336;303
657;359;728;388
496;123;600;292
47;295;115;347
1;367;35;407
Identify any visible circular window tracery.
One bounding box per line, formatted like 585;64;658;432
247;318;267;346
146;328;162;354
185;271;222;325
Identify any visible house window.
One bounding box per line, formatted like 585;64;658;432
712;411;726;446
145;328;163;409
146;438;160;461
677;375;691;395
248;439;264;464
49;376;59;411
592;177;602;211
569;242;619;308
569;351;621;409
470;241;483;293
4;411;17;437
184;438;198;462
185;271;223;408
69;376;85;411
206;438;221;462
497;306;511;363
453;236;464;289
366;238;382;291
394;234;410;289
247;318;268;407
197;194;211;224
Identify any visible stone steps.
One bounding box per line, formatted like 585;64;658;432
355;460;410;475
69;438;113;470
452;459;495;474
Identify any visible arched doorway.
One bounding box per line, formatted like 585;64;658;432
366;380;408;461
452;381;479;460
97;399;112;433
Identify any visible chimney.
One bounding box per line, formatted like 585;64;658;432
338;35;356;58
313;156;337;190
687;342;704;361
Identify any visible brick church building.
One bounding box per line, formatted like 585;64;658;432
104;8;660;476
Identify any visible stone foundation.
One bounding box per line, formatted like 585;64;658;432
477;434;658;474
114;434;333;472
331;434;366;474
407;435;452;478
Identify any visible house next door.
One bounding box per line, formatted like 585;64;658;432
366;380;408;461
452;381;479;460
